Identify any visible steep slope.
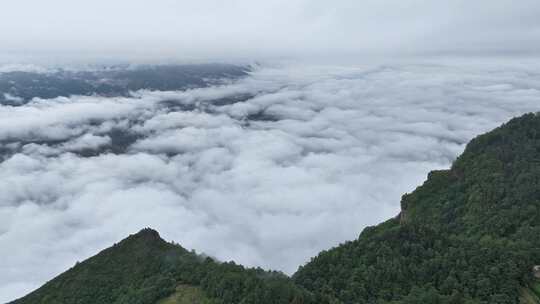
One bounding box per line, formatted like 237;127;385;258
10;228;314;304
294;113;540;303
10;228;188;304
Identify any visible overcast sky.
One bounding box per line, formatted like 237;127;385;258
1;0;540;63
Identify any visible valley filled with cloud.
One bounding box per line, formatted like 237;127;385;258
1;59;540;302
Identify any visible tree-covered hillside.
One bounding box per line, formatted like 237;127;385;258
10;228;314;304
293;113;540;304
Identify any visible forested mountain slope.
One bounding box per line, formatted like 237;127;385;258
10;228;314;304
10;113;540;304
294;113;540;304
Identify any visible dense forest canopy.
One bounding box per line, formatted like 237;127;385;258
11;228;315;304
294;113;540;304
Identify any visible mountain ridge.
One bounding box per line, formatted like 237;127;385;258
294;113;540;303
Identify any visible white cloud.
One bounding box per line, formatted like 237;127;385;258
2;94;24;104
0;64;47;73
61;134;111;152
1;59;540;302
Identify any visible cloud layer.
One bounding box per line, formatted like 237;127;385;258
1;0;540;62
1;59;540;302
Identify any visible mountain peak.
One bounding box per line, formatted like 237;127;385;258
11;227;188;304
131;227;161;240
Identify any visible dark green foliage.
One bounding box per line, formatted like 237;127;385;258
168;251;315;304
11;228;313;304
294;113;540;304
532;281;540;299
11;229;181;304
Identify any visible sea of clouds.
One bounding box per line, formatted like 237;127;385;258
1;59;540;302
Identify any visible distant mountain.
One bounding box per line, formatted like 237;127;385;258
10;113;540;304
0;63;254;162
0;64;249;105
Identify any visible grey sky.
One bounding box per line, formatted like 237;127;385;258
1;0;540;62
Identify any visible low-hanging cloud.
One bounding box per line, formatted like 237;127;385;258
1;59;540;302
